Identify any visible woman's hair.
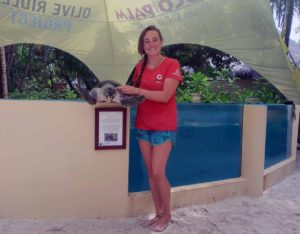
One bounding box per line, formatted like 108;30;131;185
138;25;163;56
133;25;163;87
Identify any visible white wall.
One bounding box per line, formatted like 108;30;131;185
0;101;298;218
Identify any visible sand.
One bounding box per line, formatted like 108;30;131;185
0;154;299;234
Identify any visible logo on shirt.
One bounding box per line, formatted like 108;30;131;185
156;74;163;80
172;68;181;77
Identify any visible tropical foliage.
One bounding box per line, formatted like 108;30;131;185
176;67;287;104
162;44;238;74
0;42;288;104
9;78;77;100
1;44;98;100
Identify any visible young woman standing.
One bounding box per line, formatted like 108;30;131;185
117;25;182;232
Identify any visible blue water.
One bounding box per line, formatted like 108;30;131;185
264;104;293;168
128;104;243;192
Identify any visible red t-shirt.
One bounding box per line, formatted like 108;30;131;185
132;57;182;130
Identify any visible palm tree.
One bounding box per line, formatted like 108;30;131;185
0;46;8;98
282;0;294;47
271;0;296;47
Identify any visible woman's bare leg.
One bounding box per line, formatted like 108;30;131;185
150;141;173;230
138;140;164;220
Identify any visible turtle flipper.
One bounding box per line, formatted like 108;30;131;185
75;84;97;105
120;94;144;106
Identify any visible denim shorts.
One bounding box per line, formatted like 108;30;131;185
136;129;176;146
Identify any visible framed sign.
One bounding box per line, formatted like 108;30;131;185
95;107;127;150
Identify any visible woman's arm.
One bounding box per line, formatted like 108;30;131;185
116;78;180;103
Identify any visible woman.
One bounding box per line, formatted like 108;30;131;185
117;25;182;232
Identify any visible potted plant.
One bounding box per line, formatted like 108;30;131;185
189;72;210;103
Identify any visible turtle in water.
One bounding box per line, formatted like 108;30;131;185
76;80;144;106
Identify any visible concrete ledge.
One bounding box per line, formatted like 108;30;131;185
127;178;247;217
263;157;296;190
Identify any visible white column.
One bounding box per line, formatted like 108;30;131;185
241;105;267;196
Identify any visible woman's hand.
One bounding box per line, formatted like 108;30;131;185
117;78;179;103
116;85;140;95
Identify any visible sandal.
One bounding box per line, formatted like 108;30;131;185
150;214;171;232
139;212;164;228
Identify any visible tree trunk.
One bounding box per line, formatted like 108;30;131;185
0;46;8;98
18;45;35;91
282;0;294;47
6;45;16;82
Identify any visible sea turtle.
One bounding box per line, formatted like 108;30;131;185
76;80;144;106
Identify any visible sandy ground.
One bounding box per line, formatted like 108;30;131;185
0;155;299;234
